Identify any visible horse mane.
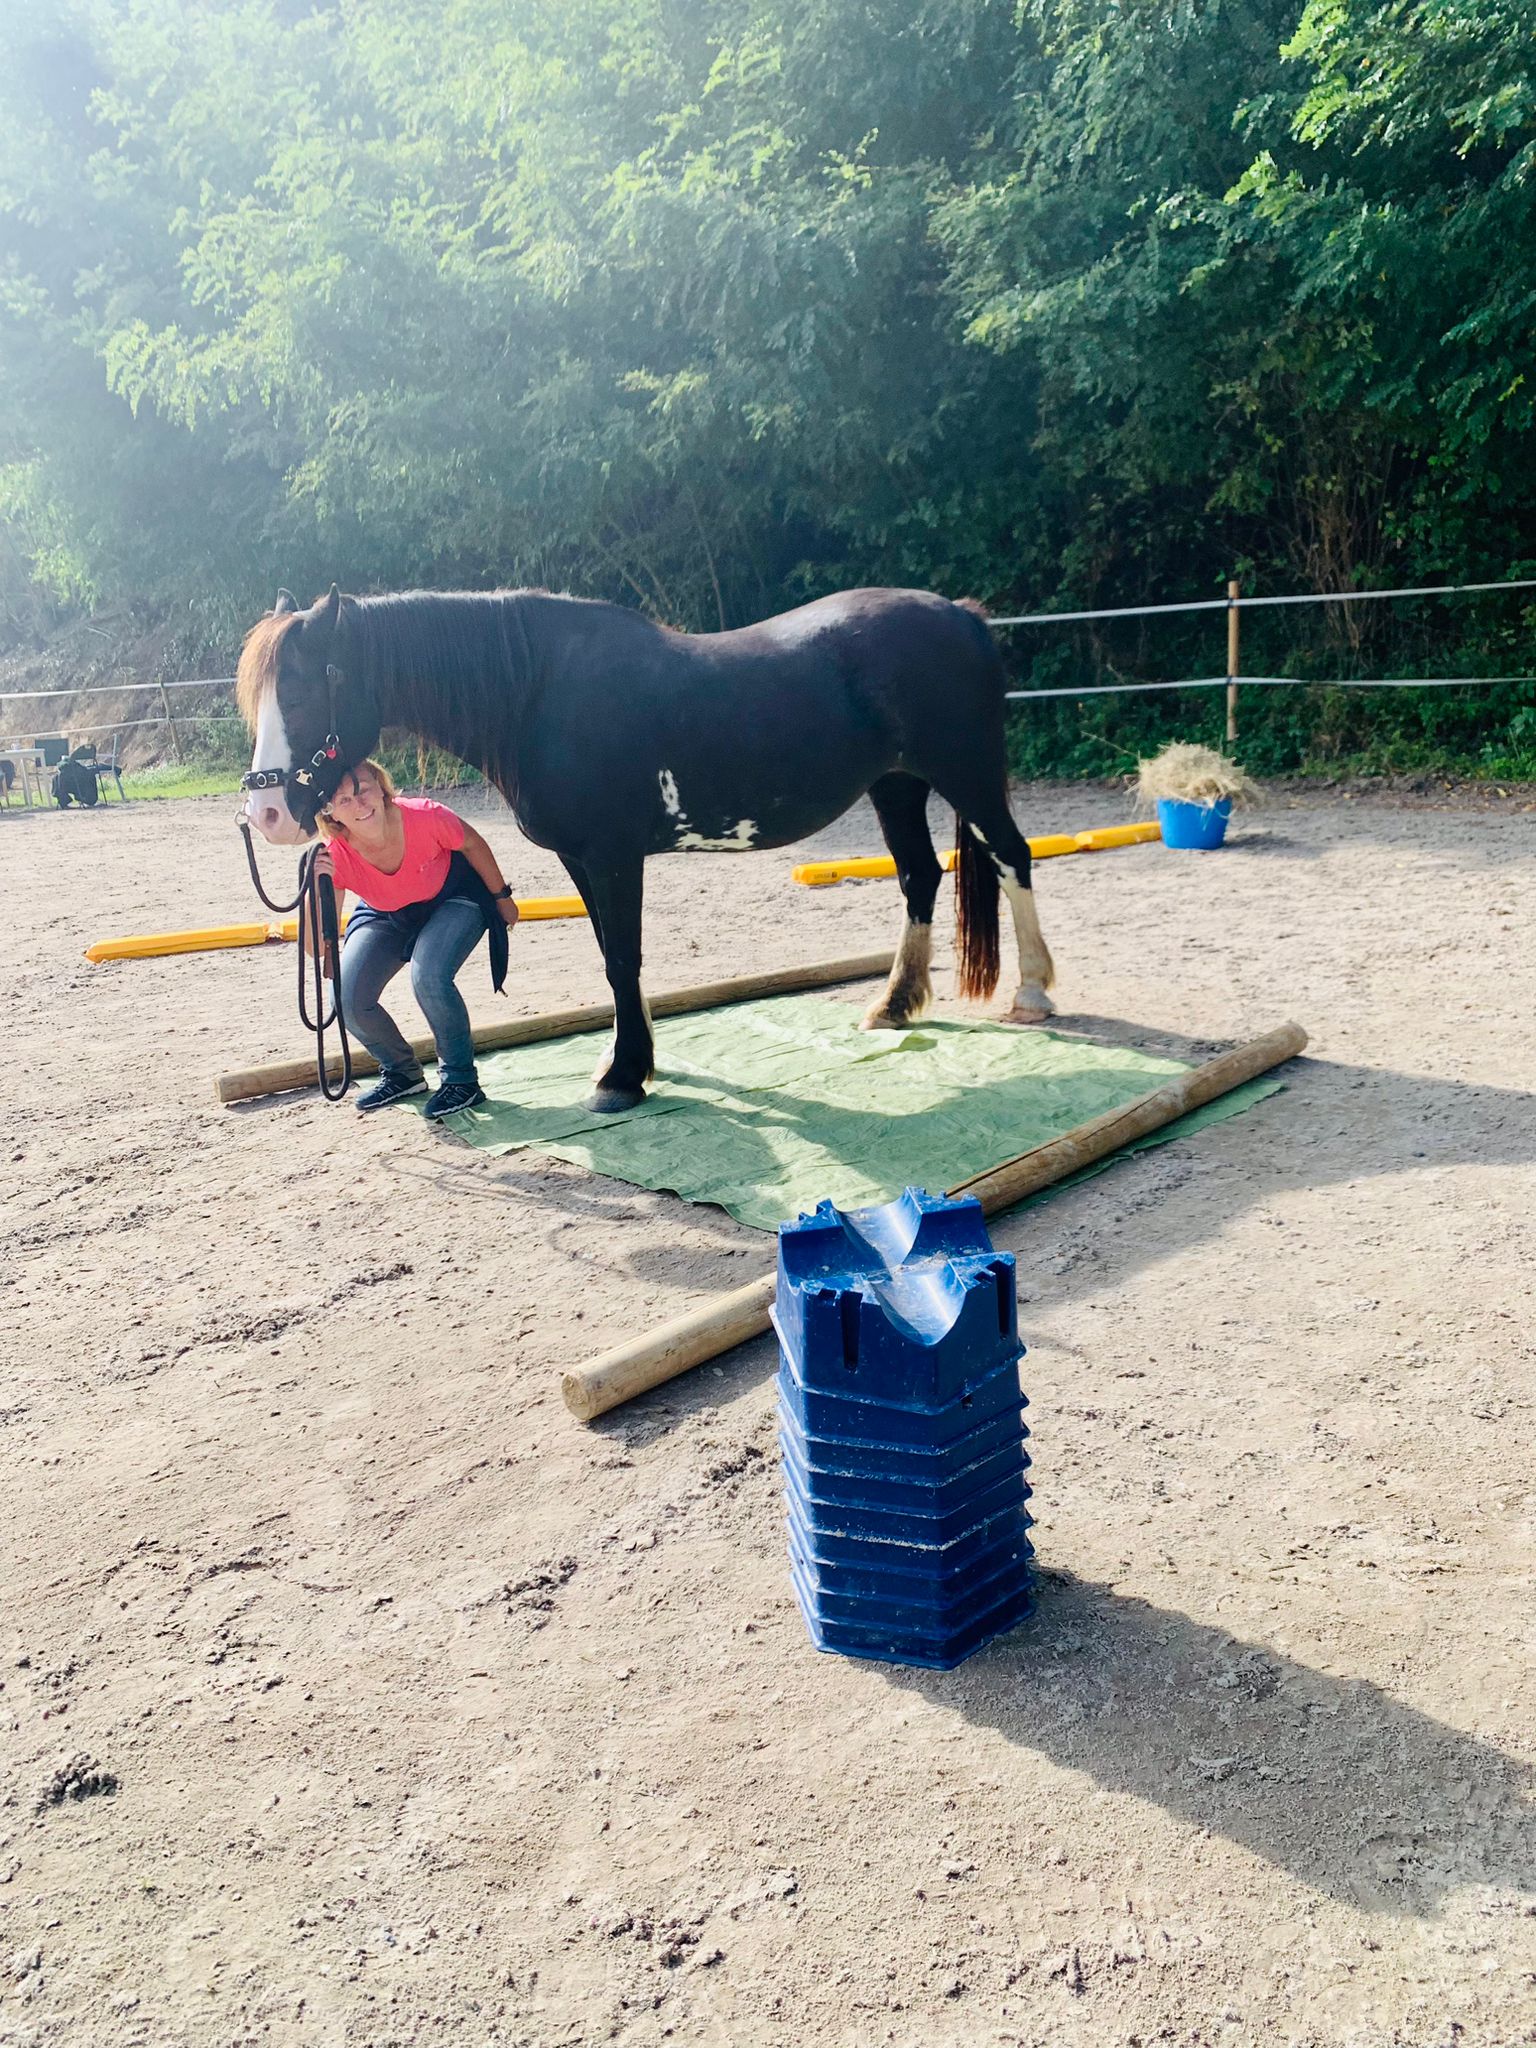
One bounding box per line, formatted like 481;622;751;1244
347;588;578;804
236;612;297;731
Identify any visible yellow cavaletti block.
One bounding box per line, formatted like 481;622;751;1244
84;924;284;962
791;823;1158;887
1073;821;1162;851
515;894;588;921
792;854;909;886
85;893;587;962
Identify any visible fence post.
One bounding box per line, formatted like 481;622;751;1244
1225;579;1240;745
157;679;182;762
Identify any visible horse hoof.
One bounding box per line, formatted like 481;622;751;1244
861;995;928;1032
1001;988;1055;1026
587;1085;646;1114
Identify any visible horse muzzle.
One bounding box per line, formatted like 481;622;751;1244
240;771;313;844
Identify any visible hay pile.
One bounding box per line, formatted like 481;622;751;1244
1134;742;1259;811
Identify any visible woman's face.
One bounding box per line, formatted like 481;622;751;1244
327;766;385;831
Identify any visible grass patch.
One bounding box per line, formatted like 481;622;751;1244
120;764;244;801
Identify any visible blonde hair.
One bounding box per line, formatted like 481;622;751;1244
316;759;399;842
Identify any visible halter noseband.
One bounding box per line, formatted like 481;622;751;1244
238;662;346;805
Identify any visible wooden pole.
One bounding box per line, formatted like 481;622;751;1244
157;680;182;763
561;1021;1307;1422
214;951;895;1105
1226;579;1241;745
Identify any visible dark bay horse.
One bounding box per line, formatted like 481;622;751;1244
238;585;1055;1111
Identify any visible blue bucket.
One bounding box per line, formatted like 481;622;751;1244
1157;796;1232;850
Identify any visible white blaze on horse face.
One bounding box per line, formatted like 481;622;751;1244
244;690;305;843
657;766;758;851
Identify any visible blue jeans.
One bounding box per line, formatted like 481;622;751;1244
340;897;485;1089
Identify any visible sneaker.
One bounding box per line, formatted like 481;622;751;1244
356;1071;428;1112
424;1080;487;1120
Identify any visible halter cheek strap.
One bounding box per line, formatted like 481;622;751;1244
238;663;345;801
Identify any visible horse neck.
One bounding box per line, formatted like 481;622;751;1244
348;592;536;771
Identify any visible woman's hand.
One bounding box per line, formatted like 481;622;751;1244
311;846;335;883
497;895;520;927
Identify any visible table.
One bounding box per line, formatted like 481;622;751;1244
1;747;48;806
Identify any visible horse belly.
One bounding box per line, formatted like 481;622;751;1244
645;749;884;856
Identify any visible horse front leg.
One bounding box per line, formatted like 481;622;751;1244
581;854;653;1113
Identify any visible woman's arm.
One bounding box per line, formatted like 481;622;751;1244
459;821;519;926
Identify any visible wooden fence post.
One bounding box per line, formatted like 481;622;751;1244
158;679;182;763
1226;579;1240;745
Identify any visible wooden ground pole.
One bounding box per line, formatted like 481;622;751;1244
561;1021;1307;1422
214;951;895;1105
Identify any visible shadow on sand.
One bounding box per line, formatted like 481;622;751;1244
879;1569;1535;1916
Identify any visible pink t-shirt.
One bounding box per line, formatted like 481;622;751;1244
326;797;467;911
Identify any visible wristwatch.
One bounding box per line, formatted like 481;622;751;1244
492;883;514;901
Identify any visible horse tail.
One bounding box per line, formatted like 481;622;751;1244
954;822;1001;1001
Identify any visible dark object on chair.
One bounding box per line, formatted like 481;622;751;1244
52;744;100;808
0;758;13;799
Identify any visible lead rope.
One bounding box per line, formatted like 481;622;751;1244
237;817;353;1102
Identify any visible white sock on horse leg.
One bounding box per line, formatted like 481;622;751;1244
999;871;1055;1016
862;917;933;1029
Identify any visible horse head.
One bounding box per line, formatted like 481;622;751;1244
238;585;381;842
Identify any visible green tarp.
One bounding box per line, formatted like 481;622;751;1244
439;995;1281;1232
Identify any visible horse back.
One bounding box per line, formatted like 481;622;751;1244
515;586;1002;855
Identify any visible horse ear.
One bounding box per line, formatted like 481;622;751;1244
297;584;341;644
273;588;298;616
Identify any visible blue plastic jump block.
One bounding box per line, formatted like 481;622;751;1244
779;1396;1030;1484
778;1342;1027;1448
791;1557;1037;1672
780;1404;1030;1512
786;1491;1034;1588
774;1188;1020;1408
781;1428;1028;1546
789;1538;1036;1635
775;1188;1035;1669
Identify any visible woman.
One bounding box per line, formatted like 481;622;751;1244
308;760;518;1118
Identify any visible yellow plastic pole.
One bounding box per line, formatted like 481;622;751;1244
85;924;285;962
1072;822;1162;852
85;894;588;962
791;821;1161;888
514;894;587;921
793;854;917;886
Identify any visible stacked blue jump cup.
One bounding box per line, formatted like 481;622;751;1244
774;1187;1034;1670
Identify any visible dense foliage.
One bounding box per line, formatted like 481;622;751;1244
2;0;1533;775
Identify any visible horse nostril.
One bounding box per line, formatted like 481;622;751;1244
258;802;282;833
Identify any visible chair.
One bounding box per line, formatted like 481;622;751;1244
89;735;126;801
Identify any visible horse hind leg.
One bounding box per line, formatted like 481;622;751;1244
966;814;1055;1022
862;773;942;1031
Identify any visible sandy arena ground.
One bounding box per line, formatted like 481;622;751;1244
2;777;1535;2048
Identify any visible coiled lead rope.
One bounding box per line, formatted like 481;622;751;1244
237;818;352;1102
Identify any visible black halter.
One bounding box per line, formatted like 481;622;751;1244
238;663;346;807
